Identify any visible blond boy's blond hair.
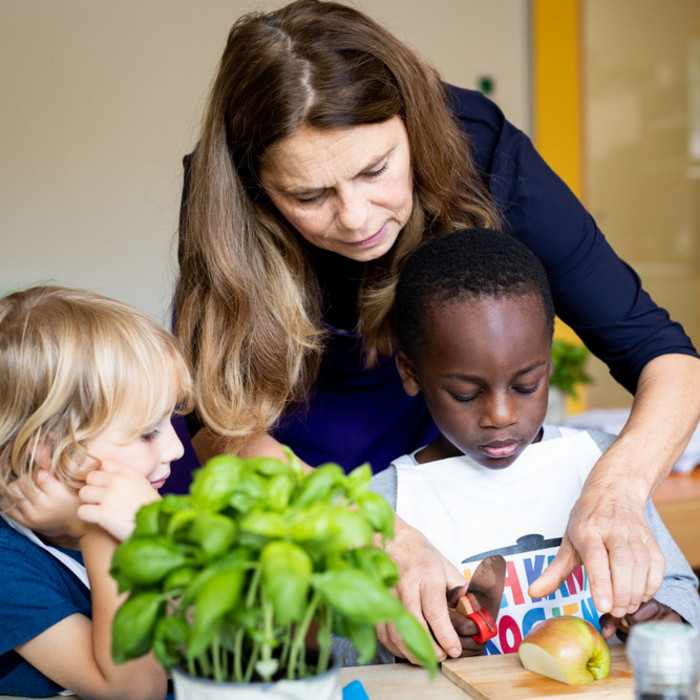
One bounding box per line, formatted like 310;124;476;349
0;286;193;511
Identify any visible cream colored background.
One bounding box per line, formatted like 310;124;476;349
0;0;530;325
583;0;700;407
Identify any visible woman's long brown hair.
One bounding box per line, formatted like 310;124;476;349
174;0;501;450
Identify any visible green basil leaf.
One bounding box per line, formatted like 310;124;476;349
133;501;163;536
311;569;403;624
346;463;372;494
355;491;395;540
152;617;189;672
336;619;378;665
181;550;250;609
265;473;295;511
352;547;399;588
191;511;237;560
160;494;192;513
292;463;346;508
287;504;373;550
112;537;187;585
229;472;267;513
261;541;311;624
239;510;287;539
244;455;292;477
394;611;438;677
190;454;243;510
281;445;306;481
189;565;245;658
325;507;374;550
112;592;162;663
163;565;197;593
165;509;198;539
287;505;335;543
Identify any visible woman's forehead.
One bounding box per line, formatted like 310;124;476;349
260;116;408;192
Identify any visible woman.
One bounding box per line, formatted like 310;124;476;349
174;0;700;661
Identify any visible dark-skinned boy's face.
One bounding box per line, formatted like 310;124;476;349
397;293;552;469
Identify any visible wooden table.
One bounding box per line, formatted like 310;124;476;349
653;468;700;569
339;662;465;698
5;644;699;699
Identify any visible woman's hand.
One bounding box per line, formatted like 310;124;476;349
7;469;85;540
599;598;683;639
78;460;161;542
377;515;467;662
528;472;665;618
530;354;700;617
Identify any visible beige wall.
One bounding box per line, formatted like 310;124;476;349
583;0;700;407
0;0;530;324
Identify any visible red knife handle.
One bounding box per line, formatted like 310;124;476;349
467;608;497;644
457;595;498;644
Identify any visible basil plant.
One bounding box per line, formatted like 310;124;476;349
110;448;437;683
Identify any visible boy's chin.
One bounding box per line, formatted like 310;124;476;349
474;453;521;470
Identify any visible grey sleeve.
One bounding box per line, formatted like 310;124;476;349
584;429;616;453
370;464;398;510
644;499;700;629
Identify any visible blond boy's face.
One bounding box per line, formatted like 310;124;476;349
83;374;184;490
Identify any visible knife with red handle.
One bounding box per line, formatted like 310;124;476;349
447;554;506;653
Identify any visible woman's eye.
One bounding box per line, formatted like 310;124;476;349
296;192;324;205
363;163;387;179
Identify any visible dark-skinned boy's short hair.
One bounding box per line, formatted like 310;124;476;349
394;228;556;359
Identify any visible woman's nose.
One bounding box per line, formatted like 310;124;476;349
336;189;368;232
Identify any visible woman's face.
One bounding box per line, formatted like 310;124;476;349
259;116;413;262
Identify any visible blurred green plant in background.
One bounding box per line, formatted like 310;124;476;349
550;340;593;399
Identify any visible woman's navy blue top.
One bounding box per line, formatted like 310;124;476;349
172;86;697;484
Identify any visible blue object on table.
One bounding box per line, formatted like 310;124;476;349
343;679;370;699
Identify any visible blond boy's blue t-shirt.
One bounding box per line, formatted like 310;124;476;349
0;517;91;696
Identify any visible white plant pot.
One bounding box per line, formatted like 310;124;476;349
171;663;342;700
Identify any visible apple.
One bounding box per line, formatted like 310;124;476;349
518;615;611;685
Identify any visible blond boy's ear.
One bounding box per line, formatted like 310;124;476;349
395;350;421;397
32;432;54;471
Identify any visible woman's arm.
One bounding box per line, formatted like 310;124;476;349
529;353;700;617
15;526;167;700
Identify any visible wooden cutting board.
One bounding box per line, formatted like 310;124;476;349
442;644;636;698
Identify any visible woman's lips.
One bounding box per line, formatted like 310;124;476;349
480;440;522;458
350;224;387;248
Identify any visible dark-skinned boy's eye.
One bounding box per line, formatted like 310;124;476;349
514;385;538;395
450;392;479;402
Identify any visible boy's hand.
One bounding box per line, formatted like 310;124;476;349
78;459;161;542
599;598;683;639
446;585;489;657
7;470;85;539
